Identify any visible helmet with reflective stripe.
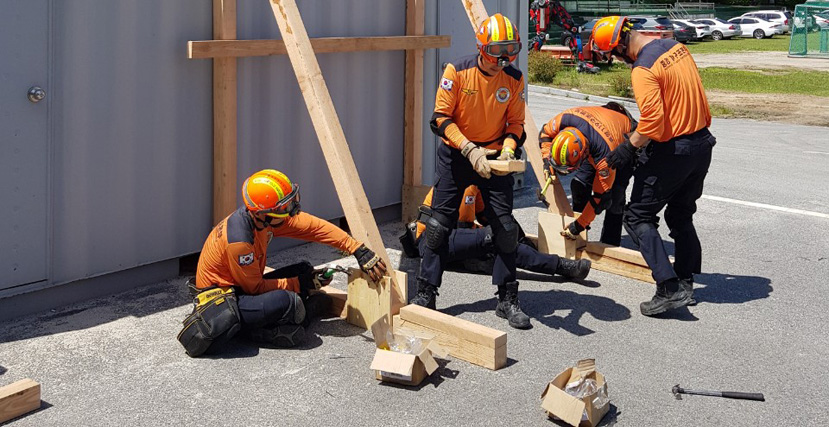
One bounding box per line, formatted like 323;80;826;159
242;169;301;218
550;127;588;174
591;16;631;54
476;13;522;64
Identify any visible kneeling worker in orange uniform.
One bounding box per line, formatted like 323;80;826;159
194;169;387;350
539;102;638;246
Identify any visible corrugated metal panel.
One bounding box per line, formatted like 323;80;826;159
50;1;213;285
237;0;406;221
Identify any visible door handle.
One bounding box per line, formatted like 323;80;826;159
28;86;46;103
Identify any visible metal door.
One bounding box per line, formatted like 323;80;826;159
0;0;49;291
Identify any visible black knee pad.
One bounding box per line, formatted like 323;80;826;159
570;178;592;213
424;216;451;250
278;291;306;326
493;215;519;254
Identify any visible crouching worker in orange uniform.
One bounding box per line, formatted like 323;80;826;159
539;102;638;245
189;169;386;353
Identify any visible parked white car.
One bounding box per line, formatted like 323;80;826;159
815;11;829;29
727;16;784;39
740;10;792;33
673;19;712;40
691;18;740;40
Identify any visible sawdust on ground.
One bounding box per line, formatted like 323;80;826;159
706;90;829;127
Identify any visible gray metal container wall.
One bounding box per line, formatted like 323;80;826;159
0;0;525;305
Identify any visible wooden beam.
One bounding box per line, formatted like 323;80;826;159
313;286;348;318
537;211;585;260
523;107;575;216
401;184;431;223
0;379;40;424
212;0;237;224
579;249;655;283
403;0;426;189
188;35;450;59
397;305;507;370
268;0;404;317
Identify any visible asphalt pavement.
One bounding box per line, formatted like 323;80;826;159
1;90;827;426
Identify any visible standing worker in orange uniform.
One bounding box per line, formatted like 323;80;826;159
411;13;531;329
194;169;387;350
591;16;716;316
539;102;638;246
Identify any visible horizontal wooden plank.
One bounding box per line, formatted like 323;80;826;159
395;318;507;370
399;305;506;349
585;242;649;267
579;249;655;284
312;286;348;319
0;379;41;424
188;35;451;59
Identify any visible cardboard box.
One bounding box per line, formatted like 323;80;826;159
541;359;610;427
368;316;447;387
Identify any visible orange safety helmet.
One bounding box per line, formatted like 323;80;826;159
242;169;301;218
476;13;522;65
549;127;588;174
591;16;632;54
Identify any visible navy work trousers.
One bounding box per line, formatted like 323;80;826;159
418;143;517;287
624;128;716;284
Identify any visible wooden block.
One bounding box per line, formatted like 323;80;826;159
313;286;348;318
489;159;526;174
585;242;649;268
398;305;507;370
0;379;41;424
347;269;407;329
537;211;586;260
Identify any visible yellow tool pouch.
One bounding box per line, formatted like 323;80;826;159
177;286;241;357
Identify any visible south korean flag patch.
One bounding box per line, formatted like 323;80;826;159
440;77;454;91
464;195;475;205
238;252;255;266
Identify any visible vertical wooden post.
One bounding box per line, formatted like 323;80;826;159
268;0;405;323
212;0;238;224
404;0;424;188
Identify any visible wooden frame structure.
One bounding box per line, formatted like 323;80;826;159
190;0;451;325
458;0;653;283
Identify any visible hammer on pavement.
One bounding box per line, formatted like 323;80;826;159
672;384;765;402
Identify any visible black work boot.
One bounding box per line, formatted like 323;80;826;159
245;324;306;348
410;282;439;310
302;294;333;327
679;278;696;306
640;278;692;316
555;258;592;281
495;281;531;329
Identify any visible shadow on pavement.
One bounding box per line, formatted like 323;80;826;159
692;272;773;305
441;289;631;336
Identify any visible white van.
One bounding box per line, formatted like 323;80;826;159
740;10;792;33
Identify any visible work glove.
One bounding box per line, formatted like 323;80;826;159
353;244;388;282
461;143;498;179
560;220;585;240
592;192;613;215
606;139;637;170
497;146;516;161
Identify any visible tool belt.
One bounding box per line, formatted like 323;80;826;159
177;285;242;357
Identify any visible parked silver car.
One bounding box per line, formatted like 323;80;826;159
691;18;740;40
727;16;784;39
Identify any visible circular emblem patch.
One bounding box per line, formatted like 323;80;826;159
495;87;510;103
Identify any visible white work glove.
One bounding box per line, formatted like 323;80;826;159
461;143;498;179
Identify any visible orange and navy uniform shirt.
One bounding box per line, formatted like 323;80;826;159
195;206;362;295
540;106;633;228
431;55;525;152
416;186;484;239
631;39;711;142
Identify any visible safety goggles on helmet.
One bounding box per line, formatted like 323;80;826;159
260;184;301;218
483;41;522;58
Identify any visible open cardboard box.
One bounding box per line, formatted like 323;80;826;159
368;315;448;386
541;359;610;427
